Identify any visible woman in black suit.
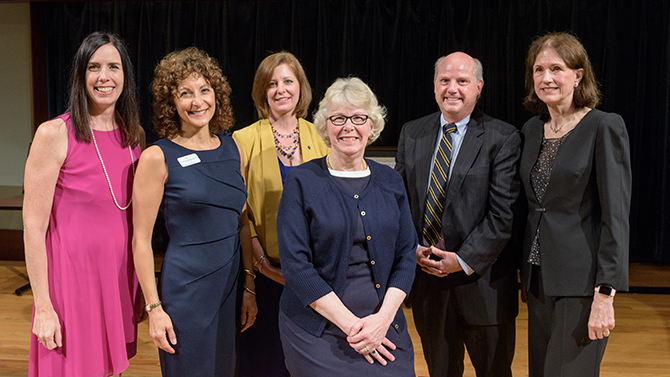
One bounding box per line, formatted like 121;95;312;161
519;32;631;377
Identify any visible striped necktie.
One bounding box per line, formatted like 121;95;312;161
423;123;457;246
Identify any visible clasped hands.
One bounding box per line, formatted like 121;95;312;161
346;313;397;365
416;245;463;277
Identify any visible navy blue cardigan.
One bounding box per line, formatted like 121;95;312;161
277;157;417;336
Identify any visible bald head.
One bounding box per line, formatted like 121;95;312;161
434;52;483;82
433;52;484;123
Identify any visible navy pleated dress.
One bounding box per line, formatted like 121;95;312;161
154;134;247;376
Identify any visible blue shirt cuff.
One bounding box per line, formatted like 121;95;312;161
456;255;475;275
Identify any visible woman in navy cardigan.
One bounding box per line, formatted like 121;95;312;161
277;77;417;376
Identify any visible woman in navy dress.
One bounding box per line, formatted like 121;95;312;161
277;77;417;376
132;47;257;376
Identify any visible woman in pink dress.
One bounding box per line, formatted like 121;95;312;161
23;31;143;377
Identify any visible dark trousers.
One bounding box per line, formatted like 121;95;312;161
238;273;290;377
413;291;515;377
527;266;608;377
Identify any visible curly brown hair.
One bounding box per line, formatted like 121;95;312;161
523;32;601;120
151;47;234;138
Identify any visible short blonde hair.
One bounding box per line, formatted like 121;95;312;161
251;51;312;120
313;77;386;147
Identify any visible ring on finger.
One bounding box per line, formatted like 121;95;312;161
603;329;610;336
363;346;370;354
371;349;377;355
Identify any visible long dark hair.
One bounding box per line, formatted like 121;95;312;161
68;31;140;147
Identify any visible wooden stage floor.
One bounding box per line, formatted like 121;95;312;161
1;261;668;376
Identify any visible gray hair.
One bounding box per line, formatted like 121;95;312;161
313;77;387;147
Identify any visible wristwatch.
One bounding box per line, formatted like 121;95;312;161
597;285;616;297
146;300;162;312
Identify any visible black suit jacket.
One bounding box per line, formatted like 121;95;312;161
396;109;521;326
519;109;631;296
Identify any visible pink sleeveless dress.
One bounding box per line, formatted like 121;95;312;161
29;113;141;377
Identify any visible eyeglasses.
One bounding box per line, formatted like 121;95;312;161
328;115;369;126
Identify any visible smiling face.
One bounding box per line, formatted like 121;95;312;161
174;73;216;131
266;63;300;119
533;46;584;110
85;43;124;111
327;104;372;159
433;52;483;123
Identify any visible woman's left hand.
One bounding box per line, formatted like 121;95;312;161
240;290;258;332
347;313;397;365
587;290;616;340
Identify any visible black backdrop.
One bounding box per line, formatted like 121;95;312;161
36;0;670;263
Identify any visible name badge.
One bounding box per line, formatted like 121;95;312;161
177;153;201;167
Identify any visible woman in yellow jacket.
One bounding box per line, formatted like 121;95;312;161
233;51;329;377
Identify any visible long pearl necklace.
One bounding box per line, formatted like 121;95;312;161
90;128;135;210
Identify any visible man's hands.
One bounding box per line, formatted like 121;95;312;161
416;245;463;277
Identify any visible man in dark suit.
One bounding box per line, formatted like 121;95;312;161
395;52;521;377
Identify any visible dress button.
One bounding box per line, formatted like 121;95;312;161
366;236;371;241
375;284;380;289
354;194;359;199
361;211;366;216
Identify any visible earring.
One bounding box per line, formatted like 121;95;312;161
574;82;579;88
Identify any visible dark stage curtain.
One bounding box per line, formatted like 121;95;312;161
35;0;670;262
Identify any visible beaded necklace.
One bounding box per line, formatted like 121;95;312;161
90;128;135;210
272;126;300;158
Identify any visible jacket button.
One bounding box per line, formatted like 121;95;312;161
394;324;399;329
366;236;371;240
370;260;375;265
375;284;380;289
361;211;366;216
354;194;359;199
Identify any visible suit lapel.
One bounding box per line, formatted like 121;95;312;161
446;116;484;196
521;122;543;203
415;114;442;205
539;109;596;202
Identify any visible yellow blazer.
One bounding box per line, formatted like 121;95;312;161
233;118;329;262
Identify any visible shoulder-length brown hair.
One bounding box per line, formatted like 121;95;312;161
251;51;312;120
151;47;234;139
523;31;601;119
68;31;141;147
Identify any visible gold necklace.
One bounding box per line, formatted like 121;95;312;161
549;113;577;133
549;121;567;133
326;154;368;171
90;128;135;210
